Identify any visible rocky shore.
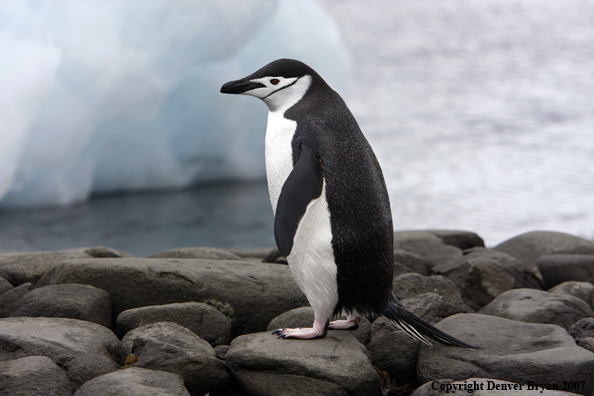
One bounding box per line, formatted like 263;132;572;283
1;230;594;396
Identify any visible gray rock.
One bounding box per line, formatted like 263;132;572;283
262;247;286;264
214;344;230;360
393;273;473;316
569;317;594;340
393;231;463;270
117;302;231;346
368;316;401;341
227;247;276;262
0;283;33;317
394;250;427;275
74;367;190;396
569;317;594;353
0;276;13;296
537;254;594;288
549;281;594;308
267;306;314;330
0;317;125;388
0;356;72;396
394;262;413;277
0;246;131;286
266;306;372;344
401;293;450;324
494;231;594;274
392;230;485;277
11;283;111;327
479;288;593;329
429;230;485;250
122;322;230;396
432;248;544;310
413;378;580;396
226;331;382;396
575;338;594;354
37;258;307;337
148;247;241;260
416;314;594;396
366;317;420;388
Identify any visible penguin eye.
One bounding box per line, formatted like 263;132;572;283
270;79;280;85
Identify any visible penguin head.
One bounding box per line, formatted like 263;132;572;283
220;59;323;112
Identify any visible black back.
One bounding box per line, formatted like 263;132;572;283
280;62;396;318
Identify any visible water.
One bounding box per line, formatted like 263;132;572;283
318;0;594;244
1;0;593;255
0;183;275;257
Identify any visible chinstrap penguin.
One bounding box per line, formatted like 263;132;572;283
220;59;479;348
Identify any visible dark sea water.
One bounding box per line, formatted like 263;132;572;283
1;0;593;256
0;183;275;257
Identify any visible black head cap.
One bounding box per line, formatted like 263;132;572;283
248;58;321;80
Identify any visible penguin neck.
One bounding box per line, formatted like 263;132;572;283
263;75;313;114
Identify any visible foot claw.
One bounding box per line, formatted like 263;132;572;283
272;329;283;335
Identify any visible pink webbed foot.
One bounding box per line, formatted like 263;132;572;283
329;315;360;330
272;318;328;339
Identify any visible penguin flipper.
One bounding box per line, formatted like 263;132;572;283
274;144;324;256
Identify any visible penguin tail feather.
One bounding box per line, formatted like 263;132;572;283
383;300;481;349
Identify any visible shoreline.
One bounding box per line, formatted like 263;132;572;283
1;229;594;395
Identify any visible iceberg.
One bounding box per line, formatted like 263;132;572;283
0;0;350;208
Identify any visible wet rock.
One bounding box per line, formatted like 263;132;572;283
393;231;462;271
11;284;111;327
413;378;579;396
0;246;131;286
479;288;593;329
122;322;230;396
394;250;427;276
549;281;594;308
569;317;594;353
148;247;241;260
226;331;382;396
0;356;72;396
432;248;544;310
366;317;420;388
37;258;307;337
416;314;594;396
494;231;594;275
0;283;33;317
74;367;190;396
0;276;13;295
537;254;594;288
0;317;125;388
266;306;372;344
117;302;231;346
393;273;472;316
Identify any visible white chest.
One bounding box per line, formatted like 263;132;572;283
265;111;296;214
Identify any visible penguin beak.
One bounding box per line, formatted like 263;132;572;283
220;79;266;95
